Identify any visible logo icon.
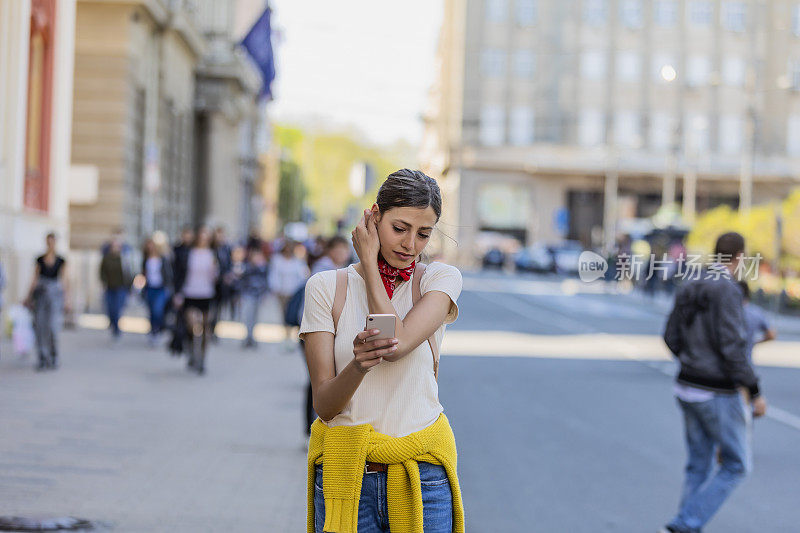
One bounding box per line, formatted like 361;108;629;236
578;251;608;282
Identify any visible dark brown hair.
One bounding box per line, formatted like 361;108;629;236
714;232;745;260
376;169;442;221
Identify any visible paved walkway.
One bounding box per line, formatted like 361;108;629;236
0;322;310;532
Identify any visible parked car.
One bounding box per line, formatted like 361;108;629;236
482;247;506;270
549;241;584;275
514;245;555;273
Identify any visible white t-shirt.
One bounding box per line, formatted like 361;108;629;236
299;262;462;438
182;248;217;299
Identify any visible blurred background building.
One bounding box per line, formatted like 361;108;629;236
1;0;273;311
69;0;265;250
422;0;800;263
68;0;269;311
194;0;266;239
0;0;76;303
69;0;205;251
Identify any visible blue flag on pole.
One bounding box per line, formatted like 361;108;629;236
241;7;276;99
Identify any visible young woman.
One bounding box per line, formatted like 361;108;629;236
269;240;309;342
141;237;173;345
173;226;218;374
25;232;71;371
239;246;269;349
300;169;464;533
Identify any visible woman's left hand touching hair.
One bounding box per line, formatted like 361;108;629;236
352;208;380;265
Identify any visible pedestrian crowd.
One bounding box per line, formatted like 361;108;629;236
3;225;355;377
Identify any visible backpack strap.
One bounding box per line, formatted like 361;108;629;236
412;263;439;380
332;268;348;333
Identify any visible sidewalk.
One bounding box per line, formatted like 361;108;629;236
0;316;309;531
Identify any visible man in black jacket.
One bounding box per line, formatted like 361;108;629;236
660;232;767;533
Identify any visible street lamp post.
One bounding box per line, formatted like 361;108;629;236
661;64;679;209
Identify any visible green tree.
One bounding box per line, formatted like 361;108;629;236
273;124;406;234
278;159;306;225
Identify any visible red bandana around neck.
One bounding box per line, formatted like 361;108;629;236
377;255;415;298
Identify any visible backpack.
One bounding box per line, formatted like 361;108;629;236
284;281;307;328
331;263;440;379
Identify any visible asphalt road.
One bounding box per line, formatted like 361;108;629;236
442;270;800;533
2;270;797;532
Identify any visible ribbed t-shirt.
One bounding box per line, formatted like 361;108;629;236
299;262;462;438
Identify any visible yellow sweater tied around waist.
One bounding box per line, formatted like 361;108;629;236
307;413;464;533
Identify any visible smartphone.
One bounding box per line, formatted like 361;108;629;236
365;314;396;340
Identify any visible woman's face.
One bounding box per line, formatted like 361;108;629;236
373;205;437;269
196;228;211;247
46;235;56;251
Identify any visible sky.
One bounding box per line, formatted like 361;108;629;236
267;0;444;147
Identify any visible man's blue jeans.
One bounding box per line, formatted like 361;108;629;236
314;462;453;532
668;393;752;533
104;288;128;336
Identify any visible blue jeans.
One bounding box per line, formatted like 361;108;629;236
240;293;262;342
314;462;453;533
668;393;752;533
145;287;169;334
104;288;128;336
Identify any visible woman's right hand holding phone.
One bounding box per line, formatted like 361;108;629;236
352;329;398;374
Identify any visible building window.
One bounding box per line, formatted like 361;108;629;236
650;111;674;151
687;55;711;87
790;59;800;91
722;1;746;33
722;56;745;86
579;110;605;146
24;0;56;212
787;114;800;155
481;105;506;146
513;50;536;79
510;106;534;145
616;51;641;82
481;49;507;77
515;0;537;25
719;115;743;154
619;0;642;29
793;5;800;36
581;50;606;80
614;111;640;148
583;0;606;26
653;53;677;82
688;0;713;27
684;113;710;153
485;0;508;22
654;0;678;27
